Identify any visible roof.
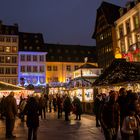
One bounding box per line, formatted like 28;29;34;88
19;32;46;52
78;63;98;69
92;1;121;38
0;81;25;90
93;59;140;86
0;22;18;35
45;43;97;63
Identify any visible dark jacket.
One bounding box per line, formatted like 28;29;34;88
4;94;17;119
24;97;40;128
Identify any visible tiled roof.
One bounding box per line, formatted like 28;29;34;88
19;32;46;52
45;43;97;63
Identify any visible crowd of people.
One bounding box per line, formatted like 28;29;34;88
0;92;82;140
93;88;140;140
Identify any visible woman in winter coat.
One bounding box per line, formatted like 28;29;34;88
24;97;40;140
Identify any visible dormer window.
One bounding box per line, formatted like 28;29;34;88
119;8;124;16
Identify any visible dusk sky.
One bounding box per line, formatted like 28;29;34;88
0;0;128;46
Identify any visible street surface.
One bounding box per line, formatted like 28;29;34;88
0;112;104;140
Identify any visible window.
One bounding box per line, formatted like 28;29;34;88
6;37;11;42
0;36;4;42
27;55;31;61
120;40;125;53
5;56;11;63
126;19;131;34
12;37;17;42
66;65;71;71
5;68;10;74
65;49;69;53
33;66;38;72
39;55;44;61
67;57;71;61
53;66;58;71
128;36;133;47
136;34;140;42
57;49;61;53
5;46;11;52
29;46;32;50
0;56;4;63
133;13;140;29
40;66;44;72
27;66;32;72
119;24;124;38
33;55;37;61
12;56;17;63
74;65;79;70
0;67;4;74
21;66;25;72
0;46;4;52
20;55;25;61
37;46;40;50
11;68;17;74
12;46;17;53
47;66;52;71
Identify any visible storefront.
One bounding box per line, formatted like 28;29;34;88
0;81;34;104
67;63;102;113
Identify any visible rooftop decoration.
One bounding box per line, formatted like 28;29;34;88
93;59;140;86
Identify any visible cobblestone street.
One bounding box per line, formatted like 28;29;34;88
0;112;104;140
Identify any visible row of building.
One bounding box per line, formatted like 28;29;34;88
0;21;97;87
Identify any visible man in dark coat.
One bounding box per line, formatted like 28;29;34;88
72;96;82;120
24;96;40;140
4;91;18;138
63;95;72;121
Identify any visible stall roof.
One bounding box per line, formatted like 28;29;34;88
93;59;140;86
0;81;25;90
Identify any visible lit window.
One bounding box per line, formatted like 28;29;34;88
5;56;11;63
5;46;11;52
74;65;79;70
66;65;71;71
29;46;32;50
12;46;17;53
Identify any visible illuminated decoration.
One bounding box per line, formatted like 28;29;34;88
115;47;122;59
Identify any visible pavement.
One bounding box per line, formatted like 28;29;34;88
0;112;105;140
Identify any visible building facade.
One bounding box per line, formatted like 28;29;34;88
45;44;97;85
18;32;47;87
0;21;19;85
115;0;140;62
92;2;121;69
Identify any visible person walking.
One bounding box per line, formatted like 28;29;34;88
72;96;82;120
24;97;40;140
63;95;72;121
4;91;18;138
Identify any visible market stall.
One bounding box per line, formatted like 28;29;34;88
66;63;102;113
0;81;34;104
93;59;140;94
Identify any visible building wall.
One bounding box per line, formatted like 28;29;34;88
46;62;97;83
0;35;19;85
115;2;140;62
18;51;47;86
